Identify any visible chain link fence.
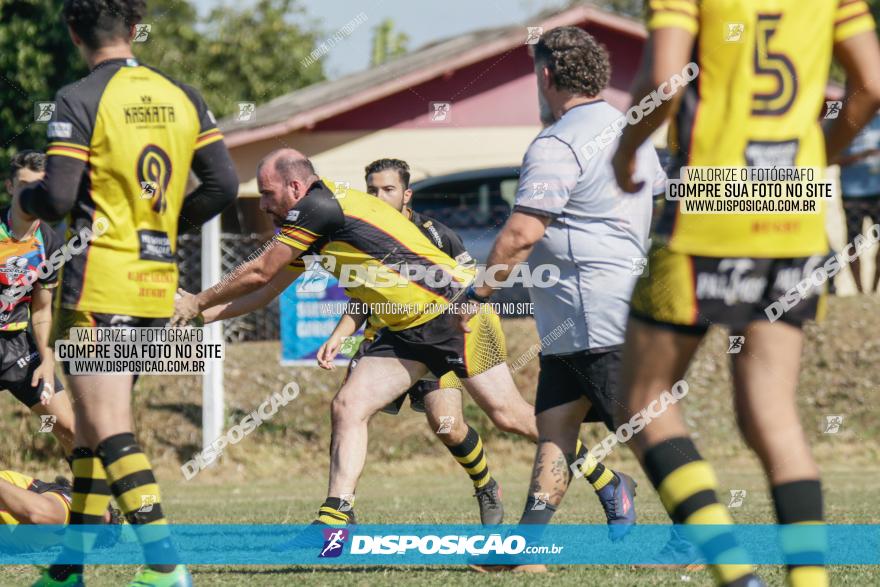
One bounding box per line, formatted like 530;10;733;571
176;233;280;342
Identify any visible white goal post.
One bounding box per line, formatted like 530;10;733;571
201;216;224;449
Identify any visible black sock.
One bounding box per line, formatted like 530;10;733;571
772;479;826;586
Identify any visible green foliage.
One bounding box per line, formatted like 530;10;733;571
370;18;409;67
0;0;325;204
0;0;87;198
136;0;324;119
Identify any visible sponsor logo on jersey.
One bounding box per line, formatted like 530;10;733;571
4;256;29;279
47;122;73;139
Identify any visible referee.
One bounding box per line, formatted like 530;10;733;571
462;27;664;569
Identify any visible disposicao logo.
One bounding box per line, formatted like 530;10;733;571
319;528;348;558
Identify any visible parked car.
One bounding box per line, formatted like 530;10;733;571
410;167;532;315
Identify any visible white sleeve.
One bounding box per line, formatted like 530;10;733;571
513;136;581;218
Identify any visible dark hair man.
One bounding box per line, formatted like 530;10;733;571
2;151;75;456
21;2;238;585
461;26;662;572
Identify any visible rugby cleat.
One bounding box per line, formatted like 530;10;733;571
271;508;357;552
127;565;192;587
474;478;504;525
31;569;84;587
596;472;637;541
643;526;705;570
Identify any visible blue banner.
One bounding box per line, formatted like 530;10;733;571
1;525;878;565
279;264;361;366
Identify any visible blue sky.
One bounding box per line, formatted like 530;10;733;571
194;0;568;78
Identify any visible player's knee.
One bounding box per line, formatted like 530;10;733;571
487;409;523;435
330;393;368;425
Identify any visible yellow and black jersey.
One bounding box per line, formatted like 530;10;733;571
279;181;474;331
19;57;238;318
650;0;875;258
362;209;474;339
0;470;71;527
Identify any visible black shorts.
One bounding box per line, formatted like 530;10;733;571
843;195;880;239
54;310;168;379
345;337;438;415
630;245;827;334
534;349;621;431
0;330;64;408
362;313;469;379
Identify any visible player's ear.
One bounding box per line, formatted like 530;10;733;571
402;189;413;207
4;179;12;195
67;25;82;47
539;65;553;91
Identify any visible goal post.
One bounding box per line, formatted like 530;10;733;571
201;216;224;449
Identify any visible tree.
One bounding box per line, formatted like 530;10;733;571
0;0;325;204
0;0;87;192
137;0;325;119
370;19;409;67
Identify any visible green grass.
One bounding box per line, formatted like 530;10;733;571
1;460;878;585
1;295;879;584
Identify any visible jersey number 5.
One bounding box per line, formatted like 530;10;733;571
751;14;798;116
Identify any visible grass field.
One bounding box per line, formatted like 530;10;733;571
2;461;878;585
1;296;879;585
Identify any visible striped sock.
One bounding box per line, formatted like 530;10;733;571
575;439;617;491
644;437;759;587
97;433;177;573
49;448;111;581
772;480;827;587
446;425;492;489
317;497;356;525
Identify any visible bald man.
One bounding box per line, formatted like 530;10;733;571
172;148;545;528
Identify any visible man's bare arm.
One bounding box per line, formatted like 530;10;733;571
613;28;695;192
202;268;298;324
196;241;300;312
30;285;54;364
474;211;550;299
827;31;880;163
0;479;67;525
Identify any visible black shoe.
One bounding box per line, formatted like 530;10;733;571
475;479;504;525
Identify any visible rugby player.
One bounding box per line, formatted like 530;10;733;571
315;158;635;527
18;1;239;585
611;1;880;586
461;27;655;572
0;470;122;550
173;149;636;533
2;151;74;455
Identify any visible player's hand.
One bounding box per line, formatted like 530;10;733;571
611;147;644;194
31;358;55;406
316;336;342;370
171;288;201;327
457;301;480;333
